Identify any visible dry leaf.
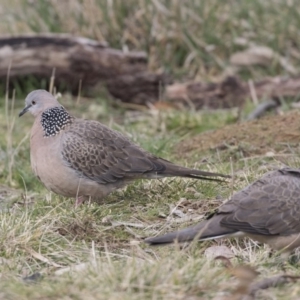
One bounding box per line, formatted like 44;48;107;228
25;247;63;268
55;262;90;276
205;246;235;260
230;46;274;66
230;46;297;74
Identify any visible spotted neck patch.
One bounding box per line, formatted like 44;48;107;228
41;106;73;137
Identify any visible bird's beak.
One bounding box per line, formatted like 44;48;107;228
19;104;32;117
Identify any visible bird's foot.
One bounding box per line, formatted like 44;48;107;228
75;196;85;207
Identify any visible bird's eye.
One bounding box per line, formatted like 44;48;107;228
32;101;36;105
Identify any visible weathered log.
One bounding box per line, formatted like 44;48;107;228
0;34;168;104
165;76;300;109
3;34;300;110
165;76;246;109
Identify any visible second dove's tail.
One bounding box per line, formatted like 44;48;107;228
144;215;236;245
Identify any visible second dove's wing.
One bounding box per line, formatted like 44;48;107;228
219;168;300;236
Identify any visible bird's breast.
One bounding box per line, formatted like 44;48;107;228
29;127;116;200
30;129;75;196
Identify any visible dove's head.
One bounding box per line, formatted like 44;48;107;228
19;90;61;117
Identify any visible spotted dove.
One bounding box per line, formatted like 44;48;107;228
19;90;229;205
145;168;300;256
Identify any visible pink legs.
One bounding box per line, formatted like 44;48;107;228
75;196;85;207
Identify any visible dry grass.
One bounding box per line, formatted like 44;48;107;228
0;92;300;299
1;1;300;299
2;0;300;81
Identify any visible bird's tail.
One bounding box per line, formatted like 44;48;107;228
144;215;236;245
160;159;230;182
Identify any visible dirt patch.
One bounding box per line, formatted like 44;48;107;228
177;110;300;158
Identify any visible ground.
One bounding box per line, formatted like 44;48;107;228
1;93;300;299
178;110;300;160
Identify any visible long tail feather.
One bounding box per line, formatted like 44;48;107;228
145;216;236;245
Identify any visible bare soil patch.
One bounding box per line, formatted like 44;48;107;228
177;111;300;159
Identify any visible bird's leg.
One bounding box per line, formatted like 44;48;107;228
75;196;85;207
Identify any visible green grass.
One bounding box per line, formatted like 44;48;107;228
0;92;300;299
1;0;300;298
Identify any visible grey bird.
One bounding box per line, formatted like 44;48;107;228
19;90;229;205
145;168;300;257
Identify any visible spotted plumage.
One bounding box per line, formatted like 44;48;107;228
41;106;73;137
19;89;229;205
61;119;167;184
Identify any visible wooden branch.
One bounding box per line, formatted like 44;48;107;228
3;34;300;109
165;76;246;109
165;75;300;109
0;34;168;104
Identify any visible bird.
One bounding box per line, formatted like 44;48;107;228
145;167;300;257
19;90;229;205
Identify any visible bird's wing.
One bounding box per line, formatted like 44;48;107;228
61;120;166;184
219;168;300;236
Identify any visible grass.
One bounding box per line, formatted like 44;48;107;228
2;0;300;82
1;0;300;298
1;92;300;299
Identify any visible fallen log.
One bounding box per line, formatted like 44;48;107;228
165;76;300;109
2;34;300;109
0;34;168;104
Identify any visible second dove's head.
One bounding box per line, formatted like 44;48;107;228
19;90;61;117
